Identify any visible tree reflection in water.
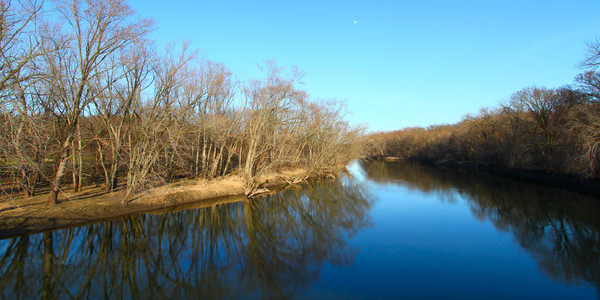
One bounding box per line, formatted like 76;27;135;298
0;174;373;299
362;160;600;293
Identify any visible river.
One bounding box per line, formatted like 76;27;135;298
0;160;598;299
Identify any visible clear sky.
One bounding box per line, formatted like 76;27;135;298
127;0;600;132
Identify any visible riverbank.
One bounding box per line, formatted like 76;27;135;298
378;157;600;197
0;167;343;238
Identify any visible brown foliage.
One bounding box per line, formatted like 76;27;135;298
368;86;597;178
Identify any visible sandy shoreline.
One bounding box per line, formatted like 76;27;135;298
0;168;329;238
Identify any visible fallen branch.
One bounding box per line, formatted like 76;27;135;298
246;187;270;198
283;175;308;185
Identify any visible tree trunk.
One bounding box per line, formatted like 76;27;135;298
210;144;224;178
77;122;83;191
223;145;233;176
195;133;201;176
71;139;78;192
244;139;257;180
201;133;208;177
48;133;72;205
108;130;122;190
97;141;110;187
109;151;119;190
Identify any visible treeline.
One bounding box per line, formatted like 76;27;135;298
0;0;363;203
368;39;600;180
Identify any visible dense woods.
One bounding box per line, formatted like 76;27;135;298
368;39;600;180
0;0;363;203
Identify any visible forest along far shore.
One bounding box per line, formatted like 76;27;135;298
0;1;364;236
366;38;600;197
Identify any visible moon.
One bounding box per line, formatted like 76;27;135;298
353;20;358;24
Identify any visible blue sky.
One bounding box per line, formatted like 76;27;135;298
128;0;600;132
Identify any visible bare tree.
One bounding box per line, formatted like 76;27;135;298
572;39;600;177
241;61;306;195
509;87;564;152
92;40;154;191
571;104;600;176
0;0;56;198
579;38;600;71
0;0;44;94
123;43;198;202
0;0;364;204
43;0;152;204
575;71;600;102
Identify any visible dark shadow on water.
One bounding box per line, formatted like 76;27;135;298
0;174;373;299
361;159;600;294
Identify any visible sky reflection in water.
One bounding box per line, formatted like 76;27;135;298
0;160;598;299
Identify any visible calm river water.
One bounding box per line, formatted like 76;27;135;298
0;160;599;299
